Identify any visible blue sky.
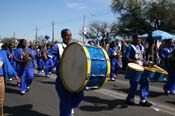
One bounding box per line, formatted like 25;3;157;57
0;0;117;42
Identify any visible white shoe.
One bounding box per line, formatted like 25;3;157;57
20;91;26;95
27;86;30;90
41;70;44;73
53;68;56;71
71;109;74;116
46;75;49;78
26;86;30;92
8;78;13;81
111;78;115;81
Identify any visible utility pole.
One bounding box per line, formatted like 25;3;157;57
35;26;38;41
13;32;15;38
52;20;55;43
83;15;86;44
14;32;16;46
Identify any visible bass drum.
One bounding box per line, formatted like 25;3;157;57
60;42;111;92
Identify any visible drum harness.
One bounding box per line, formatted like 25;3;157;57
130;44;144;66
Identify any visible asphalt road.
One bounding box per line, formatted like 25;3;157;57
4;71;175;116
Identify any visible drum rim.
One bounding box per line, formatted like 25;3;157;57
128;63;144;72
60;42;91;93
98;45;111;85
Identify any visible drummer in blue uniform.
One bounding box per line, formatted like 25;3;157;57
49;29;84;116
159;39;175;95
108;38;121;81
14;39;35;95
125;34;152;107
0;49;19;116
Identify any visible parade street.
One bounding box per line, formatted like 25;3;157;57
4;71;175;116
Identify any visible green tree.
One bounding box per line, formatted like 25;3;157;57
111;0;175;34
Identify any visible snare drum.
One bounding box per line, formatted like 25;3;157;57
125;63;144;81
60;42;111;92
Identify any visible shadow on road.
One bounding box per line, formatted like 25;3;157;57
4;104;50;116
80;96;127;112
41;81;55;85
112;86;164;98
166;101;175;105
6;82;18;88
5;87;19;95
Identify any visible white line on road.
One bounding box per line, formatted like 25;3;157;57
95;88;175;115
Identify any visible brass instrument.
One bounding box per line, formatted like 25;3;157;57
41;49;48;61
23;50;32;67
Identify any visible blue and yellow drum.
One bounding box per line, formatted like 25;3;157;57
60;42;111;92
125;63;144;81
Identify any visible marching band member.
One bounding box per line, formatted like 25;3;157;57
36;46;45;74
0;49;19;116
125;34;152;107
159;39;175;95
14;39;35;95
108;39;121;81
40;49;54;78
49;29;84;116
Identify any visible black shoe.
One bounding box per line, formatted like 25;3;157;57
125;100;136;105
139;101;152;107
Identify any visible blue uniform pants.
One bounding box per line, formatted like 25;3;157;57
164;69;175;93
110;58;120;78
126;73;149;101
8;62;16;79
20;68;34;92
37;58;44;73
55;77;84;116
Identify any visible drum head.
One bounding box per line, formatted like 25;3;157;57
153;65;168;75
128;63;144;72
60;42;87;92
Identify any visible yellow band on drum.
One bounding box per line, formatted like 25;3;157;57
100;46;111;85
